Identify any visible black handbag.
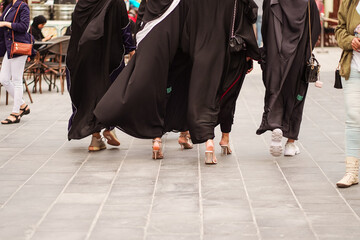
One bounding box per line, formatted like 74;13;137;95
334;65;343;89
304;0;321;83
305;54;320;83
229;0;246;53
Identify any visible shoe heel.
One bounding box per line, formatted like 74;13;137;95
221;146;228;155
205;151;217;164
153;150;159;160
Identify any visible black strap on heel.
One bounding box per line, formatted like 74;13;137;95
20;105;30;116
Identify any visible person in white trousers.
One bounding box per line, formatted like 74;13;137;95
0;0;31;124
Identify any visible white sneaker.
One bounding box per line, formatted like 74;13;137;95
284;142;300;156
88;136;106;151
270;128;283;157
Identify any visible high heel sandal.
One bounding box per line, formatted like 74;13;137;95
152;139;164;160
220;145;232;155
1;114;21;124
178;132;193;149
20;105;30;117
205;142;217;165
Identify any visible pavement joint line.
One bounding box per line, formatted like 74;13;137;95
0;138;69;209
25;152;93;240
0;119;28;143
297;140;360;223
85;137;135;240
303;113;345;153
231;137;262;240
0;111;70;169
308;95;345;126
143;136;166;240
274;161;320;240
242;83;321;239
197;144;204;240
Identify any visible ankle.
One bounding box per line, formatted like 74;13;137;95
92;132;101;139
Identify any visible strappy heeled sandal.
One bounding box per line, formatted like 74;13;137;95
205;140;217;165
20;105;30;117
220;144;232;155
152;139;164;160
178;132;193;149
1;114;21;124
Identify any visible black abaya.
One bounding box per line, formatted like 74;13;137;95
94;0;259;144
66;0;135;140
256;0;321;140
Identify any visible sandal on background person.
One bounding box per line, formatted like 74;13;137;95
20;104;30;117
178;131;193;149
1;114;21;124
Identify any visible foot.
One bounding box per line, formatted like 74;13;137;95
152;138;163;159
1;113;21;124
219;133;232;155
337;173;359;188
205;139;217;164
88;134;106;151
103;129;120;146
270;128;283;157
19;104;30;117
284;142;300;156
178;131;193;149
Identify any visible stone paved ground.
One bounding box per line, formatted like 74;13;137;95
1;47;360;240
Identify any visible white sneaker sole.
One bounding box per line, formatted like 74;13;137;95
284;150;300;157
270;129;283;157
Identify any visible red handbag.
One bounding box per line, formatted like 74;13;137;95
10;1;32;58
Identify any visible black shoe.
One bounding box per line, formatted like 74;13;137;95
20;105;30;116
1;114;21;124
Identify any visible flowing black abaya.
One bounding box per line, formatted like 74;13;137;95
256;0;320;140
94;0;259;144
66;0;135;140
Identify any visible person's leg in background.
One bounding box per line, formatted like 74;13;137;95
0;54;29;124
337;69;360;188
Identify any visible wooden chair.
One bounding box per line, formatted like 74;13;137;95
0;83;9;105
40;36;70;94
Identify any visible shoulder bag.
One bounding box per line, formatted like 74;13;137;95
10;1;33;58
304;0;321;83
229;0;246;53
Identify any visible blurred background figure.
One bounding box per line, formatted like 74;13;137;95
254;0;263;46
30;15;52;42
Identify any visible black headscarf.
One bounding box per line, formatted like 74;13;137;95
32;15;47;29
73;0;108;27
31;15;47;41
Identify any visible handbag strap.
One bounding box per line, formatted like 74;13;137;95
11;1;32;45
308;0;313;58
11;1;23;43
231;0;237;38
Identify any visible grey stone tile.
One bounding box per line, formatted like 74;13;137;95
31;231;87;240
307;213;360;226
26;173;74;185
45;204;99;220
152;195;199;213
203;206;253;223
65;184;110;193
203;234;258;240
204;222;257;236
37;218;94;232
71;172;116;185
259;227;316;240
146;234;200;240
89;227;144;240
147;213;200;234
313;225;360;238
57;193;106;204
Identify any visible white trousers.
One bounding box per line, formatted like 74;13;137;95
0;53;27;113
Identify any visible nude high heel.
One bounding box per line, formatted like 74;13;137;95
178;131;193;149
205;140;217;165
152;138;163;160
